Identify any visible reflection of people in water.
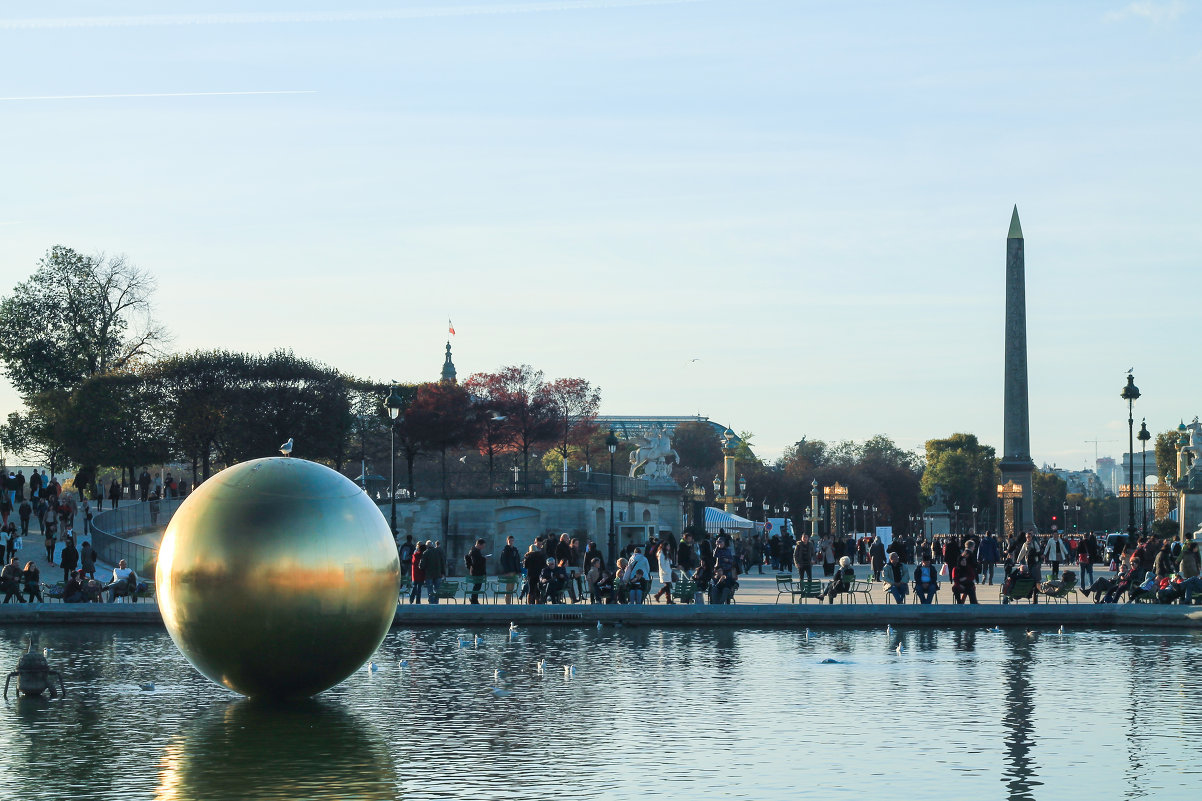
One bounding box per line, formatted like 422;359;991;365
156;700;396;801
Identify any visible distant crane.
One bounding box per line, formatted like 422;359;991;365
1084;439;1118;464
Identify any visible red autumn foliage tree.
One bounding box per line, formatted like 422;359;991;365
464;365;558;491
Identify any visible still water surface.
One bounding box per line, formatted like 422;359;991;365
0;625;1199;800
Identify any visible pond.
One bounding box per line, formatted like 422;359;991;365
0;625;1198;800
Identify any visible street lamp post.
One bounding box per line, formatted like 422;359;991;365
810;480;821;538
971;505;978;536
1121;372;1140;541
607;429;619;568
1074;504;1081;534
1138;419;1150;537
954;503;960;537
383;383;404;538
1061;502;1068;535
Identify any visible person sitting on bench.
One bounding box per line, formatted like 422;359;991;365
951;554;978;604
106;559;137;602
1036;569;1076;598
912;555;940;604
818;557;855;605
1080;557;1141;603
881;552;910;604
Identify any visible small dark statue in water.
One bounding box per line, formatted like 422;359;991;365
4;638;66;699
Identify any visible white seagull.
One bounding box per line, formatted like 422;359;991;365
1057;625;1065;635
536;658;546;673
895;644;903;654
805;628;811;640
367;661;379;673
886;625;894;635
564;665;576;677
474;635;484;646
459;455;468;463
1026;630;1038;638
279;438;294;456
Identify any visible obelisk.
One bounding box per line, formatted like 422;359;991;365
1000;205;1035;532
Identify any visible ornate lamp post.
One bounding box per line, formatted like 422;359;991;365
1121;372;1140;541
810;480;821;538
782;502;790;535
383;383;404;538
953;503;960;537
1138;418;1150;537
606;429;619;567
971;505;978;536
1074;504;1081;534
1061;502;1068;535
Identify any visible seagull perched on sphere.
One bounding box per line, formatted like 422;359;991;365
279;438;293;456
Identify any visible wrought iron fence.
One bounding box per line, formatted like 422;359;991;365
89;498;183;577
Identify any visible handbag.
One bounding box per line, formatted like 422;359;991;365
939;562;949;577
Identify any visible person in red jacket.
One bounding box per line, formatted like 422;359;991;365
951;554;978;604
409;542;427;604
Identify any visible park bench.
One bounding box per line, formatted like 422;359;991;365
845;579;873;604
672;578;697;604
1000;577;1037;604
432;580;459;603
775;574;803;604
1039;575;1078;604
461;576;488;602
491;577;520;604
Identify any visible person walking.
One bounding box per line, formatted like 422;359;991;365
977;532;1000;585
423;540;446;603
1016;532;1043;578
409;542;426;604
793;532;814;584
1045;532;1070;579
59;538;79;583
869;536;886;581
652;541;675;604
465;538;487;604
107;479;121;510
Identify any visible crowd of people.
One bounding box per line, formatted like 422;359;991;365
396;529;747;606
389;525;1201;609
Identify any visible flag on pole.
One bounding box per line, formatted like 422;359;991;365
448;319;456;336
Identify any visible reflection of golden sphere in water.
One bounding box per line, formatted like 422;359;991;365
155;700;397;800
157;458;399;698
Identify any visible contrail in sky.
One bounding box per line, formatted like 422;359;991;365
0;0;701;30
0;90;315;101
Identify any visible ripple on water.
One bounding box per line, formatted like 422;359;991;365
0;625;1199;799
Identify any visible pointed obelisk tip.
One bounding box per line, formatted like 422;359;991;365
1008;205;1023;239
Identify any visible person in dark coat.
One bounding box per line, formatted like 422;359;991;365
869;537;886;581
465;538;488;604
60;538;79;583
793;533;814;584
523;545;546;604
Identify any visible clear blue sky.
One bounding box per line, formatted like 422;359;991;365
1;0;1199;468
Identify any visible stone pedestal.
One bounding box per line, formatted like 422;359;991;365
1177;468;1202;542
646;477;684;539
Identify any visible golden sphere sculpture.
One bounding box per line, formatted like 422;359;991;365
156;457;399;698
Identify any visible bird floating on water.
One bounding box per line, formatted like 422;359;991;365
536;659;546;673
988;626;1003;633
564;665;576;676
1057;625;1065;635
820;658;841;664
279;438;293;456
399;659;409;667
368;661;379;673
895;644;903;654
805;628;811;640
494;669;505;679
596;621;603;630
509;622;518;631
474;635;484;646
138;682;155;691
886;625;894;635
1026;630;1037;638
458;638;471;647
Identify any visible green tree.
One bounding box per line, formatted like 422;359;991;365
0;246;166;398
1155;427;1182;483
672;421;723;476
1032;469;1067;532
921;434;999;517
